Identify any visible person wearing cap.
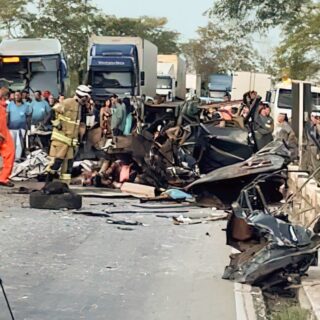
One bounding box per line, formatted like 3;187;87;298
254;102;274;150
46;85;91;181
274;113;298;160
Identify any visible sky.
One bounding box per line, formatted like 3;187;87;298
93;0;281;57
93;0;213;41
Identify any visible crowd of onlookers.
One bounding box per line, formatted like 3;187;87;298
0;88;136;162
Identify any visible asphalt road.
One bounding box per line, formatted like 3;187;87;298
0;192;236;320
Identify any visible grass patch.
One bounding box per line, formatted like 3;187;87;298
271;306;310;320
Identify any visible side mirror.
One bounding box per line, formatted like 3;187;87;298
175;81;178;88
141;71;145;86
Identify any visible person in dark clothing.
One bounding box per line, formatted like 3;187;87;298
123;97;134;135
254;103;274;150
274;113;298;160
243;91;257;108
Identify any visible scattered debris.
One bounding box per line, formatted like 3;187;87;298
117;226;135;231
163;189;193;201
10;150;50;181
120;182;156;198
72;210;111;218
106;219;144;226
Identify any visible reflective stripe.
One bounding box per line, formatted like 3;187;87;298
51;131;78;146
58;114;80;125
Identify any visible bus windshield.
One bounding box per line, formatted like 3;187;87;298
0;55;60;93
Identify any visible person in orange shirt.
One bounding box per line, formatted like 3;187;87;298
0;88;15;187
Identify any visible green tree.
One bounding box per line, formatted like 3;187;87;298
0;0;28;37
22;0;104;87
181;22;259;82
96;16;180;54
206;0;313;33
272;3;320;80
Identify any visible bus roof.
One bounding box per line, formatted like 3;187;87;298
0;38;62;56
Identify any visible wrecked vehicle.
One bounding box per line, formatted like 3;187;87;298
223;174;320;289
186;141;291;208
104;99;257;188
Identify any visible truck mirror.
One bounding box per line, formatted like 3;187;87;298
141;71;145;86
266;91;271;102
175;81;178;88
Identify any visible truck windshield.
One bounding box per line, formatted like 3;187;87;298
278;89;320;109
312;92;320;107
278;89;292;109
93;71;132;88
157;77;172;89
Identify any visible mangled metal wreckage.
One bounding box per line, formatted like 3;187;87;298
106;100;291;207
223;175;320;289
186;141;291;208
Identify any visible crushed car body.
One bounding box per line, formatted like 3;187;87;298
186;141;291;208
223;175;320;289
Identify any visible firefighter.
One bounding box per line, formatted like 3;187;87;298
47;85;91;181
0;89;15;187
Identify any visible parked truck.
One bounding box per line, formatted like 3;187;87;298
156;54;186;101
231;71;271;101
87;36;158;105
207;72;271;101
207;74;233;100
0;38;68;97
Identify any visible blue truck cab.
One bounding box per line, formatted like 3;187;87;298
87;36;158;106
88;44;141;104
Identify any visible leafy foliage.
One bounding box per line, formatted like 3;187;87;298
273;3;320;80
206;0;313;34
0;0;28;37
96;16;180;54
181;22;259;81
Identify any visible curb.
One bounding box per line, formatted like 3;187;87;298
234;283;267;320
299;267;320;320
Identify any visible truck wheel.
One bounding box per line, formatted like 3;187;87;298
30;191;82;210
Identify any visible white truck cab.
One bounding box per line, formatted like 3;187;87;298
268;81;320;120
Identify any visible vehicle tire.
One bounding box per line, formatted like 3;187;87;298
30;191;82;210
